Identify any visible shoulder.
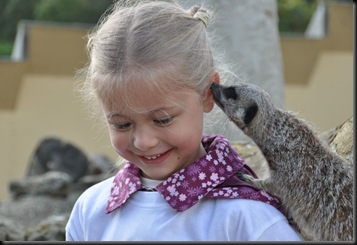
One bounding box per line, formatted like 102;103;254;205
236;199;302;240
208;198;302;240
213;198;286;220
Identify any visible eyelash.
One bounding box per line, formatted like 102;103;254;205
109;122;131;131
154;117;174;126
110;117;174;131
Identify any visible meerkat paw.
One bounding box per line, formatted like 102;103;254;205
237;172;256;183
237;172;265;189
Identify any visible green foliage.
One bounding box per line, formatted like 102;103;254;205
0;0;352;56
0;41;13;56
0;0;38;42
0;0;113;56
33;0;113;23
277;0;318;33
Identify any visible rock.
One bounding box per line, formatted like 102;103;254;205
24;214;70;241
77;172;115;191
0;136;119;241
0;217;25;241
326;116;353;163
87;153;117;175
0;195;76;229
231;141;270;179
9;171;72;200
26;137;90;182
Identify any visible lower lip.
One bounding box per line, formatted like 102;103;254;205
139;150;171;165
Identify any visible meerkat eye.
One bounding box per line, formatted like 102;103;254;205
243;104;258;124
223;87;238;100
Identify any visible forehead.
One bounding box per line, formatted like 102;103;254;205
102;80;200;115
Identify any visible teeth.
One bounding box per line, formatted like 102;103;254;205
144;154;162;160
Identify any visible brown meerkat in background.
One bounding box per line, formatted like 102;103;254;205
210;82;353;241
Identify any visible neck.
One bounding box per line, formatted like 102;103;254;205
141;176;163;188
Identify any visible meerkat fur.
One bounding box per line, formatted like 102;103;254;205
210;82;353;241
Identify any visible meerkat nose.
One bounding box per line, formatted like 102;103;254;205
210;82;219;89
210;82;221;98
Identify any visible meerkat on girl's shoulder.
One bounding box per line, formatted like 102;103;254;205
210;82;353;241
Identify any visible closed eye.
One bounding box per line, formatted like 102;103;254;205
154;117;174;126
110;122;132;131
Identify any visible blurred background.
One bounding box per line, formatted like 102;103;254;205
0;0;354;201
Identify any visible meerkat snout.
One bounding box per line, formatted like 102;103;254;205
210;82;226;110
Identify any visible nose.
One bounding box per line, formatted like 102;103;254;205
132;127;159;152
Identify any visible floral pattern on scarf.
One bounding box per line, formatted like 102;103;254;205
105;134;298;231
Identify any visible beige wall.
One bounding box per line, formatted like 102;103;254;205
0;61;26;109
282;4;353;133
285;51;353;133
0;112;15;197
0;3;353;201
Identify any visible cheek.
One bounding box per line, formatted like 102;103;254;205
109;130;129;155
173;111;204;138
171;115;204;148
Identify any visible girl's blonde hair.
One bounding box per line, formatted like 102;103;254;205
77;0;220;118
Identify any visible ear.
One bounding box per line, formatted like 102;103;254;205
203;71;220;112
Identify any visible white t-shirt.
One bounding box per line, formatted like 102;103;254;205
65;176;303;241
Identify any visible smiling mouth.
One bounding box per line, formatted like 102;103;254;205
139;150;171;164
143;153;163;160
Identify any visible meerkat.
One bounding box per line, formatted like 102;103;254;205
210;82;353;241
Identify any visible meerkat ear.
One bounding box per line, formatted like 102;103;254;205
203;71;220;112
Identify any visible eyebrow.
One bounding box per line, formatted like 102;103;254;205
106;113;123;119
106;106;179;119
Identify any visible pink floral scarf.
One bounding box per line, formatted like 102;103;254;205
105;134;298;230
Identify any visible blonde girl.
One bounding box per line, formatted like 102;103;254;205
66;0;303;241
